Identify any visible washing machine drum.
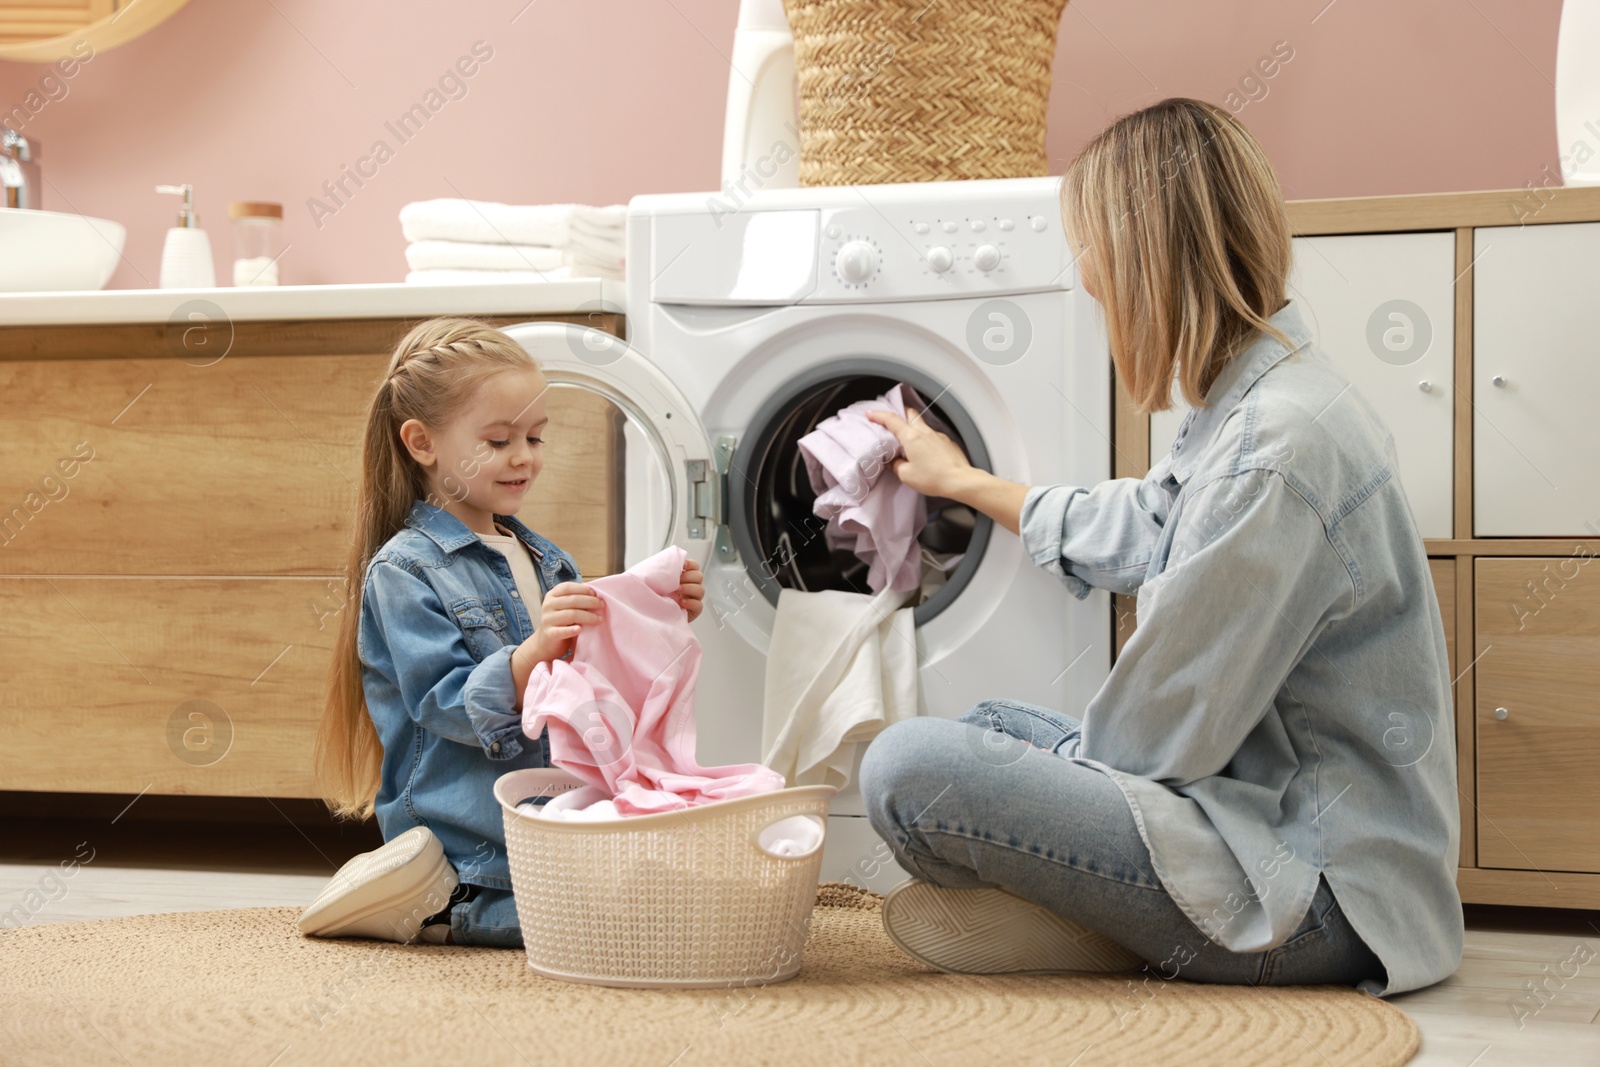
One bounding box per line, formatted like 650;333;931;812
729;366;993;627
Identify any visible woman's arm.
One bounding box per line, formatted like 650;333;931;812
868;408;1171;595
867;407;1031;529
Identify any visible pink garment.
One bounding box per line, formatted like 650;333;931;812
798;383;954;594
521;545;786;815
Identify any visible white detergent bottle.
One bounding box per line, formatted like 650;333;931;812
721;0;800;191
155;183;216;287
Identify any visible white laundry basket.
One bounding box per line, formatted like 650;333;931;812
494;768;836;988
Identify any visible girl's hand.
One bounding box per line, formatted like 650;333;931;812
674;558;705;623
528;581;604;662
865;408;974;499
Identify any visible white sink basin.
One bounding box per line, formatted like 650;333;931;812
0;208;126;292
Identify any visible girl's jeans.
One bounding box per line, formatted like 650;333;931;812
859;698;1387;989
450;887;523;948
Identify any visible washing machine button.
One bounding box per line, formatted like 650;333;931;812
970;219;987;232
826;223;842;239
998;218;1015;231
926;245;954;272
941;220;959;234
1030;216;1048;232
835;240;878;284
913;222;930;235
973;244;1001;271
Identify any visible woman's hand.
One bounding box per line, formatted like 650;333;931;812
865;408;975;499
673;558;705;623
865;408;1030;537
526;581;604;663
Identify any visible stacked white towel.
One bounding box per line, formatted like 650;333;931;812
399;199;626;284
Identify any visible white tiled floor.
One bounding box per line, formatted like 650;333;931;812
2;827;1596;1066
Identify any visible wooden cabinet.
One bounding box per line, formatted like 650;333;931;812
1472;221;1600;536
1474;557;1600;874
1150;232;1456;538
0;311;624;799
1290;233;1456;537
1430;558;1456;679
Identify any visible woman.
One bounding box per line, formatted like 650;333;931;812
860;97;1462;997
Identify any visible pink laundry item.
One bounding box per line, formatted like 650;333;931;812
798;383;955;594
521;545;786;816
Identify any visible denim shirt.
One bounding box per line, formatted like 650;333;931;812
1018;299;1462;996
358;498;582;890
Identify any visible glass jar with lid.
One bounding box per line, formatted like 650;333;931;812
229;201;283;286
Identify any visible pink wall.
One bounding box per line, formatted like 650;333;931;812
0;0;1564;290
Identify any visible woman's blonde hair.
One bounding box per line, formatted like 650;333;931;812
317;316;541;819
1061;97;1296;414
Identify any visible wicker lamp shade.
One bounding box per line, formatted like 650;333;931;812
781;0;1072;186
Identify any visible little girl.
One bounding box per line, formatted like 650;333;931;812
298;316;704;947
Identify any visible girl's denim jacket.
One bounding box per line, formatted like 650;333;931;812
358;498;581;890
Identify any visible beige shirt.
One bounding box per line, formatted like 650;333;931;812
478;521;544;612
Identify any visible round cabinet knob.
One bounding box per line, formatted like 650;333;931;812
1418;380;1432;392
1491;375;1507;388
973;244;1002;271
925;245;954;273
835;241;877;285
1493;707;1509;721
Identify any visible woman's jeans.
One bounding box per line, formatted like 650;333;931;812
859;698;1387;989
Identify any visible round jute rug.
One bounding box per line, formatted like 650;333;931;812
0;883;1417;1066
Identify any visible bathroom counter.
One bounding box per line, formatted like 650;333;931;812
0;278;626;326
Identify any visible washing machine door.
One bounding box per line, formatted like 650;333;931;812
499;321;717;572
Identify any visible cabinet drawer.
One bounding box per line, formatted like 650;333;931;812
1473;221;1600;536
1474;556;1600;873
1151;233;1455;537
0;577;338;797
0;350;624;579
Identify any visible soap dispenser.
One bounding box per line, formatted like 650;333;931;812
155;183;215;288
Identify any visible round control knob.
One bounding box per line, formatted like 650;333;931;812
926;245;954;272
973;244;1002;271
835;240;877;285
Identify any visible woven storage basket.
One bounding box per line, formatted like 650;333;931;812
781;0;1071;186
495;768;837;988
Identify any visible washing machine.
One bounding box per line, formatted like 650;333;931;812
502;175;1111;892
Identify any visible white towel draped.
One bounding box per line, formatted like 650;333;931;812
761;582;921;791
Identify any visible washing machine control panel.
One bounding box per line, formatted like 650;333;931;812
646;183;1077;306
817;204;1074;301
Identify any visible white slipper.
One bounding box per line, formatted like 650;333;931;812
880;877;1145;975
297;826;459;943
